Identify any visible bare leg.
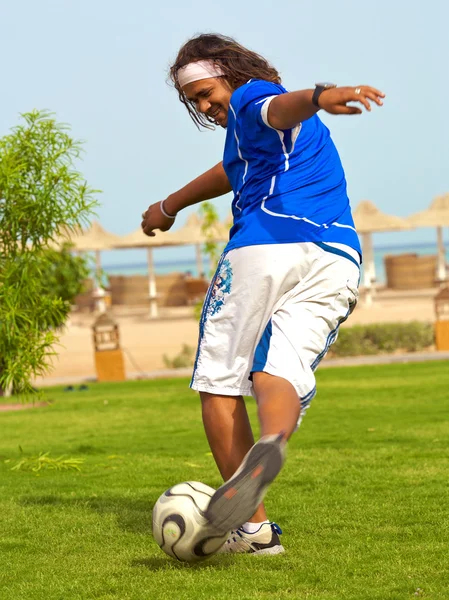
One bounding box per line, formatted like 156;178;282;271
252;372;301;440
200;391;267;523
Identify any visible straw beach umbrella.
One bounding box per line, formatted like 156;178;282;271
353;201;413;303
51;220;122;276
49;221;123;311
112;228;180;318
407;194;449;283
114;214;231;318
66;221;122;282
51;221;123;310
167;213;230;276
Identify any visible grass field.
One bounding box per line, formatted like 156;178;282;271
1;361;448;600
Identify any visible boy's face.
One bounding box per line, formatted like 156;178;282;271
183;77;232;128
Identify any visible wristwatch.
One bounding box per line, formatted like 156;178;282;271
312;82;337;108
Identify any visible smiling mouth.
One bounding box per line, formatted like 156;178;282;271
208;107;222;122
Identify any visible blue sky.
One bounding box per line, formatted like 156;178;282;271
1;0;448;266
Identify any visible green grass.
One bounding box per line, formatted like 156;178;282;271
1;362;449;600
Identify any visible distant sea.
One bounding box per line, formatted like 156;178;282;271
102;242;448;285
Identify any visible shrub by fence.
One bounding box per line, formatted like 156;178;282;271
330;321;434;357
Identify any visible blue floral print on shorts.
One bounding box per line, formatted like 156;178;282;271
206;258;233;318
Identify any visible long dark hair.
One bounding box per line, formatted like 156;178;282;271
169;33;281;129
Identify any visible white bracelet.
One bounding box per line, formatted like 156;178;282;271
160;199;177;219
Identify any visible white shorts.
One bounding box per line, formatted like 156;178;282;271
190;242;360;416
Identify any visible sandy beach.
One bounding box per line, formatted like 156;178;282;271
30;286;441;387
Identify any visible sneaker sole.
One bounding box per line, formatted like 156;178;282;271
205;436;284;533
253;544;285;556
217;543;285;556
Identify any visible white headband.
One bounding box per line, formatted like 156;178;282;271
177;60;224;88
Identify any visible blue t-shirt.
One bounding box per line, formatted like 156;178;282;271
223;79;361;257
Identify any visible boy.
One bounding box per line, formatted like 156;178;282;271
142;33;384;554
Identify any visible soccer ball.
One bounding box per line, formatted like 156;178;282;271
152;481;229;563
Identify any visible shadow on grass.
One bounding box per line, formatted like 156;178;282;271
18;495;290;572
131;556;232;571
18;494;157;534
132;557;182;570
18;494;240;571
131;553;287;572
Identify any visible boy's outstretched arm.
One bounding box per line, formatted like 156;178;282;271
141;162;231;237
267;85;385;130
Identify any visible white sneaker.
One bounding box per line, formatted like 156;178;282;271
205;433;286;533
217;522;285;555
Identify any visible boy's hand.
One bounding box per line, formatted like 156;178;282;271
141;201;176;237
319;86;385;115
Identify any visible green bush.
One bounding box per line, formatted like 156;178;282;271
39;243;91;308
0;110;98;396
330;321;434;357
162;344;196;369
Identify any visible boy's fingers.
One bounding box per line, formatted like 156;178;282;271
355;86;385;106
364;90;384;105
363;86;385;98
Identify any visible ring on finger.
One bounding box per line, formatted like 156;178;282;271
354;87;361;94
